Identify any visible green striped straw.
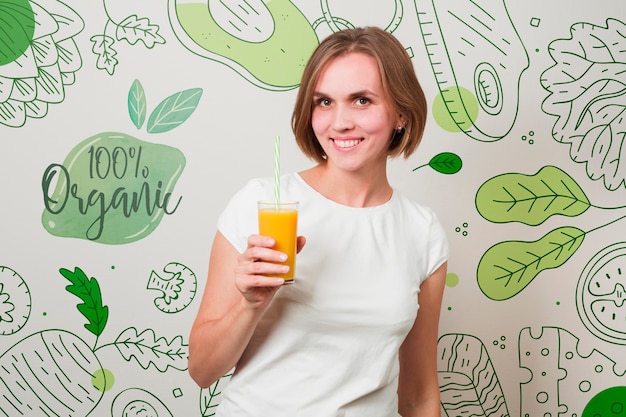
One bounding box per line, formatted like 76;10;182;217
274;135;280;208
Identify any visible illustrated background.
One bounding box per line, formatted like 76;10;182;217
1;0;625;415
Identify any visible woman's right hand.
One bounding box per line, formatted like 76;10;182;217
234;234;305;307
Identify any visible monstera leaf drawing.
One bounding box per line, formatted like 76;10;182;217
542;18;626;191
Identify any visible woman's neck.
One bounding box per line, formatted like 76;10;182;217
299;163;392;208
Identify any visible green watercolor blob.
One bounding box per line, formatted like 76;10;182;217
446;273;459;288
433;86;479;133
582;386;626;417
41;132;186;244
0;0;36;65
92;368;115;392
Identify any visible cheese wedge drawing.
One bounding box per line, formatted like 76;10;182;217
414;0;529;141
168;0;318;91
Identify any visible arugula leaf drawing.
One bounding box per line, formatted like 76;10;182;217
113;327;188;372
60;267;109;336
116;15;165;48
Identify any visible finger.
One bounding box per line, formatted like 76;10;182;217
247;234;276;249
296;236;306;253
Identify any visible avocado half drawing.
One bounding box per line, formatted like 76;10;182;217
168;0;318;91
414;0;529;141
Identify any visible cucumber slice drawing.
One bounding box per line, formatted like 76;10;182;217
577;242;626;344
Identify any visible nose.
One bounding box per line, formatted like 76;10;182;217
331;104;354;132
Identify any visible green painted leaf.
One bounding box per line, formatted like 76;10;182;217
147;88;203;134
476;165;590;225
60;267;109;336
128;79;146;129
0;0;35;66
477;226;585;300
429;152;462;174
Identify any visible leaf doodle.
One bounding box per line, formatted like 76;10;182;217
477;226;585;300
116;15;165;48
128;79;147;129
59;267;109;336
114;327;188;372
201;372;233;416
476;165;590;225
412;152;463;174
146;88;203;134
90;34;118;75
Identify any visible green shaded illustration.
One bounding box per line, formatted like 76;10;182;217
169;0;319;91
438;333;510;417
414;0;529;141
519;326;626;417
0;0;83;128
40;80;199;244
476;166;590;226
412;152;463;174
582;386;626;417
0;0;35;65
0;265;31;336
90;2;165;75
476;165;626;300
541;18;626;191
111;388;174;417
0;266;187;416
478;226;585;301
147;261;197;313
577;242;626;345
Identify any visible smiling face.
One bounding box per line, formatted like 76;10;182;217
311;52;402;174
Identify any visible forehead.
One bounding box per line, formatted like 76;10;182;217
314;52;383;93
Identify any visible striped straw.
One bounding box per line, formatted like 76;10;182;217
274;135;280;207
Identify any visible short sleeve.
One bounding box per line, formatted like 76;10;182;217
217;179;269;253
423;210;449;280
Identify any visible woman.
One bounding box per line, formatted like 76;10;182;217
188;26;449;417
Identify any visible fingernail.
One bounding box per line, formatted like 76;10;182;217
279;254;288;261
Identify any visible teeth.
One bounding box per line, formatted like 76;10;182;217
335;139;360;148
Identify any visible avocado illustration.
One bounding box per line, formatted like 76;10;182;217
168;0;318;91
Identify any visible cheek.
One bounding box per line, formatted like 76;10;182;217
311;109;330;135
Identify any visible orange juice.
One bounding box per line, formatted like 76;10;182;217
258;201;299;282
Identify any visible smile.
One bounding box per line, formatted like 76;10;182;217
333;139;362;149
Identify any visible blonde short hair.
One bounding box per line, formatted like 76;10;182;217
291;27;427;164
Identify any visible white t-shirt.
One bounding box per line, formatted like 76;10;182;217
215;173;449;417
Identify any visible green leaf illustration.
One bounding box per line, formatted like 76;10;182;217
476;165;590;225
59;267;109;336
116;15;165;48
477;226;585;300
128;79;147;129
428;152;463;174
114;327;188;372
201;372;233;416
147;88;203;134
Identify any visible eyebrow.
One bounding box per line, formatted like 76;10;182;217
312;89;379;99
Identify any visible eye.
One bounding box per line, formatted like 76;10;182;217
315;97;331;107
356;97;370;106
